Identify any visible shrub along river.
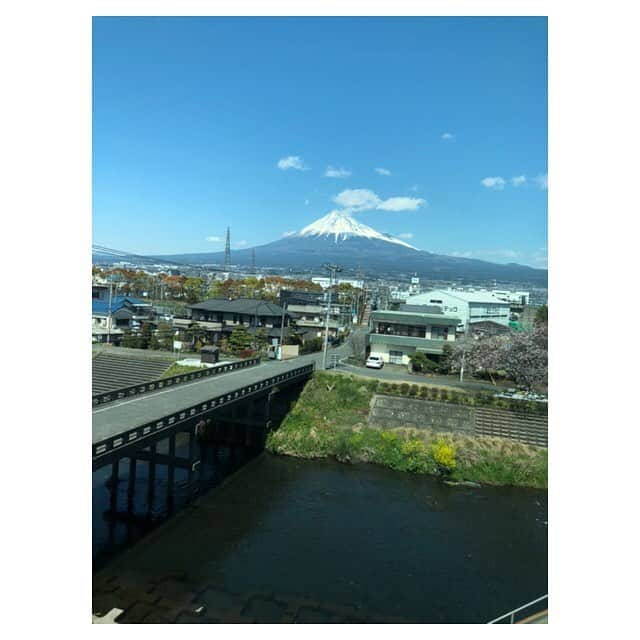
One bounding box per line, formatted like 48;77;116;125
93;439;547;623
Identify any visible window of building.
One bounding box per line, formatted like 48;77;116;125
430;326;449;339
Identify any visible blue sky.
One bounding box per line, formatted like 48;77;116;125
93;17;547;268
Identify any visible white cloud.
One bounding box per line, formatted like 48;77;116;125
282;230;297;237
375;167;391;176
511;175;526;187
398;233;414;239
333;188;381;211
235;240;248;247
481;176;506;190
324;165;351;178
377;196;425;211
441;132;455;141
332;188;425;213
205;236;223;242
535;173;548;190
277;156;309;171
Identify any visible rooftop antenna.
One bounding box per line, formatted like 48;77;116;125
224;226;231;271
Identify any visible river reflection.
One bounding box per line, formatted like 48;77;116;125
93;453;547;623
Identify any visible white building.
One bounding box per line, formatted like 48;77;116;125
311;277;364;289
406;289;511;328
491;290;530;306
368;309;459;365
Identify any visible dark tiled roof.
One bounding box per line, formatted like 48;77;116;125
189;298;287;317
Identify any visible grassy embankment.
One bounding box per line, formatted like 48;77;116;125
161;363;208;378
266;372;547;489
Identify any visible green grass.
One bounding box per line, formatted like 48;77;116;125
266;372;547;489
161;363;207;378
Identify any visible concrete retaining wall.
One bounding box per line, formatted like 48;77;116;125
368;394;547;447
369;395;475;434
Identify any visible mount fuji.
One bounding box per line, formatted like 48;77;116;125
155;211;547;285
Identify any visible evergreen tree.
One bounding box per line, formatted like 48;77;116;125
228;325;253;354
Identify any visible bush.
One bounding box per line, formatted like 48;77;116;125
300;337;324;354
430;439;457;472
400;383;410;395
409;351;439;373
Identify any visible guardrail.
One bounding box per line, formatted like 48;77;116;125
92;357;261;407
92;363;315;466
487;595;548;624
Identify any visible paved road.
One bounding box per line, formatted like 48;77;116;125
334;360;508;393
92;343;351;444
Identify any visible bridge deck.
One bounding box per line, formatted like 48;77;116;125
92;351;327;445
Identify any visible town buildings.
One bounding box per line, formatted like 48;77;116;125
368;308;460;365
177;298;293;346
406;289;511;328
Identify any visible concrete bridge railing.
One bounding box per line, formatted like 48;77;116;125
92;363;314;469
92;357;261;407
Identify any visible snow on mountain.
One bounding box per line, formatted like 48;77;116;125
297;210;417;250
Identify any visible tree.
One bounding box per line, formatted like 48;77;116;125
409;351;438;373
350;330;367;363
253;327;269;352
139;322;154;349
184;277;204;304
535;304;548;325
156;322;174;351
446;325;548;390
228;325;253;354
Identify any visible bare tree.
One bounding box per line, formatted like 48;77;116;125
350;331;367;363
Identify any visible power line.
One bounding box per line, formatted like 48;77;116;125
92;244;226;271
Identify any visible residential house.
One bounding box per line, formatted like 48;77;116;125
368;308;460;365
92;296;154;343
180;298;294;346
406;289;510;328
279;289;347;339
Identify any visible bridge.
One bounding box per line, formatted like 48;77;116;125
91;347;353;535
92;355;326;469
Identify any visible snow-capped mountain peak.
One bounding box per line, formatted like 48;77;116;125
297;210;417;250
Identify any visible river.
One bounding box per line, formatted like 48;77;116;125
93;445;547;623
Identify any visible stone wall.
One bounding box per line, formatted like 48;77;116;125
369;395;475;434
368;394;547;447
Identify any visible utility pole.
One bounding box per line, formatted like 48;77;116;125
278;302;287;360
322;263;342;370
459;319;470;383
106;277;113;344
224;226;231;271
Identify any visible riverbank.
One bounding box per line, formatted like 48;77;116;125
266;373;547;489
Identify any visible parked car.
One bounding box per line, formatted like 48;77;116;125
366;355;384;369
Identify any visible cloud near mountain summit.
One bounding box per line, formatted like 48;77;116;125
332;188;425;213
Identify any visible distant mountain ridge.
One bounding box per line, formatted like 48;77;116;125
149;211;547;285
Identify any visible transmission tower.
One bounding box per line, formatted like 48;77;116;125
224;226;231;270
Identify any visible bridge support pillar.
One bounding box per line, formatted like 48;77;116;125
146;443;156;518
167;434;176;515
126;457;137;514
108;460;119;512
